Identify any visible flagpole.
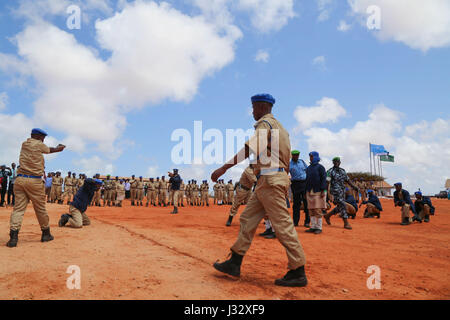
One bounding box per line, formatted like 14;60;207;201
369;143;372;175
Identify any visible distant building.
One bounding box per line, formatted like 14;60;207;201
373;181;394;197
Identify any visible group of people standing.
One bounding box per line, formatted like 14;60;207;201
0;163;17;207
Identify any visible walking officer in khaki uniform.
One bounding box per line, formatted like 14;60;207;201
6;128;66;247
225;164;256;226
62;172;73;205
136;176;144;206
159;176;168;207
212;94;308;287
226;180;234;205
130;175;138;206
51;171;63;203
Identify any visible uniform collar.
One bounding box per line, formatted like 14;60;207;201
254;113;275;129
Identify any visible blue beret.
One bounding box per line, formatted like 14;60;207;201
368;189;374;193
415;191;422;196
394;182;402;186
95;179;103;185
251;93;275;105
31;128;48;136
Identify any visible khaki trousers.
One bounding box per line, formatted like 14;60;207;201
418;204;431;220
159;190;167;204
52;185;62;201
169;190;174;204
62;186;73;202
137;189;144;201
367;203;380;214
228;191;234;203
172;190;179;206
229;187;252;216
10;176;50;231
130;188;137;202
345;202;357;215
178;191;184;206
231;173;306;270
93;190;101;205
67;205;91;228
401;204;411;221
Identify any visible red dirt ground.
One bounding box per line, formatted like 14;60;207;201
1;198;449;300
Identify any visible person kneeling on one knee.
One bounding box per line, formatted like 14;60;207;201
59;178;103;228
360;189;383;218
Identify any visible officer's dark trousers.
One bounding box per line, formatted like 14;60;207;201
0;183;7;206
7;182;15;205
291;180;310;226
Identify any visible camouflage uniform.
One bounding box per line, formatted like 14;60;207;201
327;167;350;219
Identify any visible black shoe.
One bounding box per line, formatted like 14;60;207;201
259;228;272;237
275;266;308;287
226;215;233;226
6;229;19;248
41;228;54;242
351;214;356;220
304;223;310;228
401;218;411;225
213;251;243;277
58;214;70;227
264;232;276;239
171;207;178;214
376;213;381;219
305;228;316;233
424;215;430;222
314;229;322;234
412;216;422;223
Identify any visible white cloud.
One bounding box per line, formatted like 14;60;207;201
312;55;327;71
295;100;449;194
73;155;115;177
0;92;8;110
294;97;346;131
337;20;351;32
255;49;270;63
317;0;334;22
1;1;239;156
347;0;450;51
147;166;159;177
237;0;296;33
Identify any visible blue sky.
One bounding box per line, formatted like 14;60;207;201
0;0;449;194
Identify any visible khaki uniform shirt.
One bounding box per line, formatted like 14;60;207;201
245;113;290;175
17;138;51;176
52;176;63;186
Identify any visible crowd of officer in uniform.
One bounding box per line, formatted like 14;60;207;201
2;93;439;289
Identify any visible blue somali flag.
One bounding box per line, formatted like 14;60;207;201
370;144;388;155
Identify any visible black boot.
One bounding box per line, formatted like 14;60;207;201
213;251;243;277
6;229;19;248
275;266;308;287
171;207;178;214
424;215;430;222
343;218;352;230
264;231;276;239
259;228;272;236
226;215;233;226
401;217;410;225
58;214;71;227
375;212;381;219
41;228;54;242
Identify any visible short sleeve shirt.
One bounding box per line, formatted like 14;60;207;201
17;138;50;176
245;114;291;174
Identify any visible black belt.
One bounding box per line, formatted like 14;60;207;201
238;183;251;191
291;180;306;183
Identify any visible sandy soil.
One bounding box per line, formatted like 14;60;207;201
0;198;449;300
